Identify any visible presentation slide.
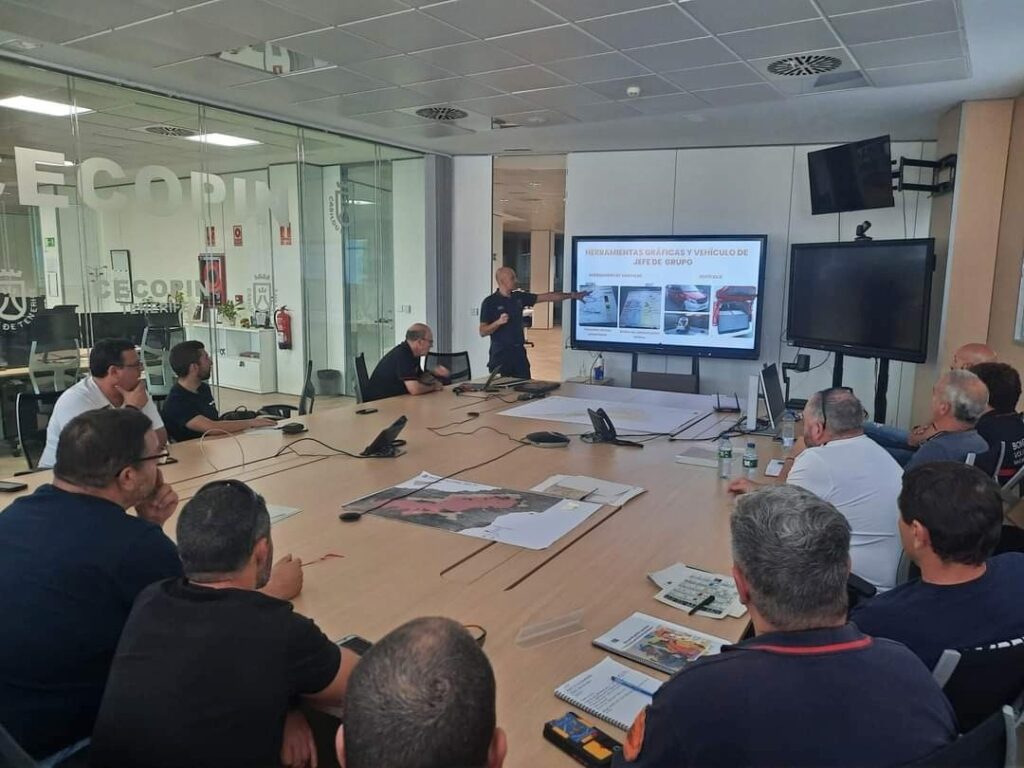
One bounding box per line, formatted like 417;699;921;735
571;236;767;359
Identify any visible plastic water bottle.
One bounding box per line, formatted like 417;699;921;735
781;410;796;449
593;354;604;382
717;437;733;479
742;442;758;479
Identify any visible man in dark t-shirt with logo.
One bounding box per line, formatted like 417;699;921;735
365;323;450;402
969;362;1024;489
479;267;588;379
162;341;275;441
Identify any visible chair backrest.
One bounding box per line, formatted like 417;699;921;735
298;359;315;416
631;370;698;394
1001;463;1024;505
0;723;34;768
426;351;472;383
16;389;62;470
901;705;1014;768
354;353;372;404
28;338;82;394
932;639;1024;731
895;548;920;586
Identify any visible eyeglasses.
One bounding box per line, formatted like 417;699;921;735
117;450;169;475
118;361;145;370
463;624;487;648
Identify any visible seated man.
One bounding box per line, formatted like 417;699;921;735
615;486;955;768
40;337;167;467
851;463;1024;669
904;370;990;469
337;616;506;768
365;323;449;402
729;388;903;589
92;480;357;768
162;340;275;441
865;342;996;462
969;362;1024;487
0;409;181;761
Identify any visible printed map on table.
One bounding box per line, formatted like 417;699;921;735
343;472;602;550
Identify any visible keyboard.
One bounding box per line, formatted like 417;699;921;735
514;380;561;395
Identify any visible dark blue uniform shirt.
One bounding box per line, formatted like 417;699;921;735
480;289;537;378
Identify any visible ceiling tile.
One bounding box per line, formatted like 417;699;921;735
849;30;963;69
0;4;107;44
409;77;501;101
453;93;538;116
692;83;782;106
181;0;323;41
119;13;262;57
719;19;839;59
867;57;968;87
423;0;563;38
495;109;576;127
352;110;432;128
275;28;395;65
282;67;389;95
471;65;569;92
234;75;333;103
393;122;472;138
6;0;166;30
70;31;195;67
830;0;959;46
625;37;737;72
412;41;526;74
544;52;648;83
682;0;819;34
517;84;607;109
663;61;763;90
585;74;678;100
819;0;933;14
159;57;270;87
263;0;407;26
491;25;609;63
344;10;473;52
321;87;430;114
534;0;665;21
344;55;455;85
558;100;640;121
628;92;706;114
579;6;704;50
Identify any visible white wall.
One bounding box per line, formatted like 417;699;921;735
392;157;426;345
530;229;554;329
556;142;934;427
452;156;493;376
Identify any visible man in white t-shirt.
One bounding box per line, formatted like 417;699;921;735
729;388;903;590
40;338;167;468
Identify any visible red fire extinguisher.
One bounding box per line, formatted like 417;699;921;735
275;306;292;350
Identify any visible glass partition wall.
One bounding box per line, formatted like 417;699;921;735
0;59;426;466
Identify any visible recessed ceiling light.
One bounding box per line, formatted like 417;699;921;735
183;133;261;147
350;199;374;205
0;95;92;116
0;39;42;52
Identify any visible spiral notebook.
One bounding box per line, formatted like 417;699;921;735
553;657;662;731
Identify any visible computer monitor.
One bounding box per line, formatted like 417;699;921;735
759;364;787;431
361;415;408;458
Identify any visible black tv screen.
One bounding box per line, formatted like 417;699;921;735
808;135;895;215
787;239;935;363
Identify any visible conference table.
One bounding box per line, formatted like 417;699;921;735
0;382;781;767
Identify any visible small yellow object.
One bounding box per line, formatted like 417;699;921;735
583;740;612;760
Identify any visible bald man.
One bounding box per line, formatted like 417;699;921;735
479;267;588;379
364;324;449;402
865;342;997;461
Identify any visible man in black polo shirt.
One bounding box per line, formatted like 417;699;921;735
162;340;275;441
365;323;450;402
616;485;955;768
0;408;181;761
969;362;1024;488
91;480;357;768
479;267;588;379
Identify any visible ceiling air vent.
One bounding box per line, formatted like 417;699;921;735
767;55;842;77
415;106;468;121
140;124;199;138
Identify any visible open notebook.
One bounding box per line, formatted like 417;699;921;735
554;657;661;731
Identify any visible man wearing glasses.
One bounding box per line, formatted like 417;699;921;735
39;337;167;468
364;323;450;402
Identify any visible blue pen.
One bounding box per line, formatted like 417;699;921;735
611;675;657;698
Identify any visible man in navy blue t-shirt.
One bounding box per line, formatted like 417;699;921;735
616;486;955;768
0;408;182;761
852;462;1024;669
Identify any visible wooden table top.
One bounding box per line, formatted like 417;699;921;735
2;383;782;766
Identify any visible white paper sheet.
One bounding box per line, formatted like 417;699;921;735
532;475;645;507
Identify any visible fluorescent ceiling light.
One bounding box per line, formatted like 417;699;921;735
183;132;261;147
0;95;92;116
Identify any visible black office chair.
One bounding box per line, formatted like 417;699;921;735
260;360;315;418
846;572;877;612
354;353;373;404
425;351;471;383
901;705;1017;767
0;723;90;767
931;639;1024;731
15;390;61;471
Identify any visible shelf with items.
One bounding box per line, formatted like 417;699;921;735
184;324;277;394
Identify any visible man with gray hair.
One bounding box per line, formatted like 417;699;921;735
615;486;955;768
365;323;450;401
730;387;904;589
904;369;989;470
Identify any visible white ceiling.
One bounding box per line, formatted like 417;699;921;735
0;0;1020;157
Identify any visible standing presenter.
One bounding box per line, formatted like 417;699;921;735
479;267;589;379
